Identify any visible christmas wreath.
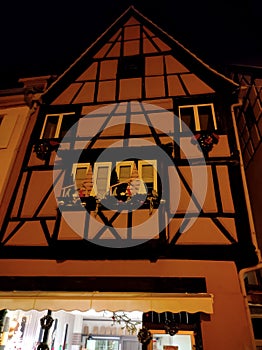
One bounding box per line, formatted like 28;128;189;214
34;140;59;161
191;132;219;154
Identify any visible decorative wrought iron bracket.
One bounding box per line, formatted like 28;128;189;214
34;139;59;161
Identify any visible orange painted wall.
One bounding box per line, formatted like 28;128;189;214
1;259;255;350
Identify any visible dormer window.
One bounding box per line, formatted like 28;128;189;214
118;55;144;79
179;104;217;132
40;112;76;139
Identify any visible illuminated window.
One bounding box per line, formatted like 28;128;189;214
91;162;112;199
40;113;76;139
179;104;217;132
72;163;90;190
138;160;157;195
90;160;157;199
116;161;134;182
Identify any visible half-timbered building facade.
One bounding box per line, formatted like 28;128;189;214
0;6;260;350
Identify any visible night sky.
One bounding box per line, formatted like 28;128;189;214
0;0;261;89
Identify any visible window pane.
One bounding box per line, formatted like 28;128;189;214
180;107;195;131
75;167;88;189
142;164;154;193
198;105;214;130
76;168;87;179
97;179;108;194
96;166;109;197
142;164;153;181
119;165;131;182
97;166;109;178
43;115;59;138
59;114;76;138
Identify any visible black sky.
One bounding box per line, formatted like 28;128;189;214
0;0;261;89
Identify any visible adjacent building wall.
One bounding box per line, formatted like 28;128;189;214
227;65;262;254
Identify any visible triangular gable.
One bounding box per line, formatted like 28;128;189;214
42;6;239;105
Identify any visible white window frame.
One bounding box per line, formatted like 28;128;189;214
40;112;75;139
72;163;90;188
138;160;158;192
72;163;90;180
179;103;217;132
91;162;112;199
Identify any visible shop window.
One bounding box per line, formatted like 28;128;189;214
85;336;120;350
149;330;196;350
40;112;76;139
179;104;217;132
142;312;202;350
